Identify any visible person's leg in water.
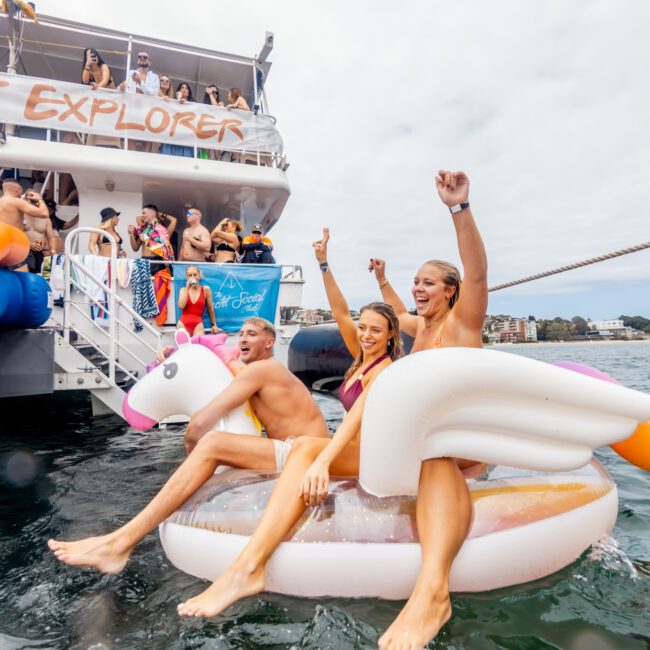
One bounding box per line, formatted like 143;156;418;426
378;457;473;650
47;432;277;573
177;436;359;618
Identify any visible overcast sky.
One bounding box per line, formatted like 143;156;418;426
37;0;650;319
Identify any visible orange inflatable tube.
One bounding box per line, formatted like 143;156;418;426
611;420;650;471
0;221;30;267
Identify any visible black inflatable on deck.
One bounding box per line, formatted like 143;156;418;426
288;322;413;395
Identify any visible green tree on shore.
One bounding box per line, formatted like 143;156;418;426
620;315;650;333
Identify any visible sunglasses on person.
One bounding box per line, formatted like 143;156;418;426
137;54;149;60
186;210;199;217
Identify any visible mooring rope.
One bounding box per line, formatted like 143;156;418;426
488;241;650;292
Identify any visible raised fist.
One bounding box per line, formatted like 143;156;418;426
435;170;470;208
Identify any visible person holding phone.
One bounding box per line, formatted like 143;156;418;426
203;84;224;107
81;48;115;89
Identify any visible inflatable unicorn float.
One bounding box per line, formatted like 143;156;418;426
123;330;650;598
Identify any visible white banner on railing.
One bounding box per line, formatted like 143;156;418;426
0;73;283;153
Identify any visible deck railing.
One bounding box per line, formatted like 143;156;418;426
1;73;288;169
62;228;162;385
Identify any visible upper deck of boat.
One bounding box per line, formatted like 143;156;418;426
0;12;289;232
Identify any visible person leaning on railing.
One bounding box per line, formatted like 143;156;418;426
158;74;175;99
198;84;225;160
159;83;195;157
203;84;224;108
226;88;250;111
217;88;251;162
81;48;115;90
119;51;160;152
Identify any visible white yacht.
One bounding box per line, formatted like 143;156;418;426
0;8;304;418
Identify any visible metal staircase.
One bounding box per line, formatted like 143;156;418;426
51;228;162;418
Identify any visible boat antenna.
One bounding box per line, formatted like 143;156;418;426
488;240;650;292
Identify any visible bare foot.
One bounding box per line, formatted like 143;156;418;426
177;562;265;618
47;534;133;574
378;585;452;650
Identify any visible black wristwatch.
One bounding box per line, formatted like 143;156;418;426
449;201;470;214
319;262;329;273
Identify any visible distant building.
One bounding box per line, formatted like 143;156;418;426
484;316;537;343
296;309;326;325
588;319;647;340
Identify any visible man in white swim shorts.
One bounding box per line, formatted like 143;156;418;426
48;318;330;574
273;437;296;470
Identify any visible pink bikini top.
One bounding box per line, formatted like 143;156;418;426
338;354;389;412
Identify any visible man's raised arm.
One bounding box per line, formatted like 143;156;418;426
183;364;264;452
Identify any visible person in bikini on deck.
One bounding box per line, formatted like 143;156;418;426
210;218;243;263
367;169;488;650
48;317;330;574
174;229;403;619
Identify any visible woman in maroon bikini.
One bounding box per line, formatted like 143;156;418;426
177;229;403;618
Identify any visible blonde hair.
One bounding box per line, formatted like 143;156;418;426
186;265;203;279
158;74;174;99
423;260;461;308
229;219;243;233
244;317;276;340
344;302;403;380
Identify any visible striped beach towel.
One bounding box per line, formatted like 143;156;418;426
132;258;159;332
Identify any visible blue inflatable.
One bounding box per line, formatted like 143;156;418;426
0;270;52;329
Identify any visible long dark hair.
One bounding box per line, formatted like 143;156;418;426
344;302;403;380
81;48;106;77
176;82;194;103
203;84;220;104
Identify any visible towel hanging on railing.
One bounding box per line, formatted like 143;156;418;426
132;258;159;332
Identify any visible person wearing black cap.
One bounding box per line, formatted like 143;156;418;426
241;223;275;264
89;207;124;257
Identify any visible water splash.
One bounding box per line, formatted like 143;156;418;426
588;535;639;580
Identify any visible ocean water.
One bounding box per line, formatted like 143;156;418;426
0;342;648;649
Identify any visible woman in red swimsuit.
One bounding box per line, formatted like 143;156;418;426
177;230;403;618
177;266;218;336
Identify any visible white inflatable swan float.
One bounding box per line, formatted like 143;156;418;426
123;338;650;597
